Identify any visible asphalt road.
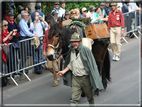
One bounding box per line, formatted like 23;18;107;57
2;37;141;106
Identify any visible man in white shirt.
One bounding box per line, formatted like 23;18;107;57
58;1;66;17
30;12;48;74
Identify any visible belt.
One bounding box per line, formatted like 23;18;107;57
76;75;89;78
111;26;120;28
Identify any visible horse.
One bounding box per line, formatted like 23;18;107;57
46;16;111;97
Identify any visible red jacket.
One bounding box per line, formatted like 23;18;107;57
2;29;10;62
43;29;49;52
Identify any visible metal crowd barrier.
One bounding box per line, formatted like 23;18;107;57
122;10;142;43
1;35;47;86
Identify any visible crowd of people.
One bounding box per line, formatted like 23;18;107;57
1;1;141;86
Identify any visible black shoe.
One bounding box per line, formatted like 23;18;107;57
35;71;43;75
25;70;29;74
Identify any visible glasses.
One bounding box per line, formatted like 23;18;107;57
4;25;8;27
24;15;29;17
83;10;87;12
72;13;76;14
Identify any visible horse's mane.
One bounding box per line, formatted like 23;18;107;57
48;24;76;40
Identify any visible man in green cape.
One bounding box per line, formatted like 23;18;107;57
57;32;104;105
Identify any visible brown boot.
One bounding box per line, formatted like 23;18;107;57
53;82;59;87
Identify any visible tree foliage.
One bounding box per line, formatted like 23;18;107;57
12;2;101;18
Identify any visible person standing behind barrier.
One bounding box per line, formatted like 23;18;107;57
58;1;66;17
94;6;108;24
99;3;108;18
63;10;70;20
52;11;58;22
74;8;81;19
108;3;125;61
57;32;104;105
51;2;60;17
31;3;45;22
80;7;88;18
2;20;14;75
104;2;111;15
19;10;39;74
87;6;96;23
30;12;48;74
7;11;21;75
43;23;61;87
15;5;24;26
4;5;12;21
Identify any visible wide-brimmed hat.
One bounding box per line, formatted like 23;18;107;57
89;6;96;12
18;5;24;11
70;32;81;42
100;3;105;6
6;5;12;10
82;7;87;12
65;10;70;15
7;11;14;16
52;11;58;16
54;2;60;5
111;3;117;6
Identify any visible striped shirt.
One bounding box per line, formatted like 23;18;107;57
108;9;125;30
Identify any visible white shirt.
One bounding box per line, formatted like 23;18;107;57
30;20;48;39
58;7;65;17
67;51;88;76
87;11;97;24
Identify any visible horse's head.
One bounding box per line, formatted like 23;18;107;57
46;13;56;27
47;17;63;61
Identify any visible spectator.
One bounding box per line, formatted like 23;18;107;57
43;21;61;87
74;8;80;19
57;32;104;105
31;3;45;22
104;2;111;15
80;7;88;18
15;5;24;26
7;11;20;43
23;3;32;28
19;10;39;74
87;6;96;23
2;20;13;75
30;12;48;74
52;11;58;22
94;6;108;23
117;0;123;11
6;1;16;13
58;1;66;17
99;3;108;18
70;9;77;18
63;10;70;20
108;3;125;61
4;5;12;21
51;2;60;17
7;11;21;76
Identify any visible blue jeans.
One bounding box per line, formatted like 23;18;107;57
32;41;43;73
2;61;6;74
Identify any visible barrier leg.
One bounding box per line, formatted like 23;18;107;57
10;74;18;86
133;32;138;39
121;36;128;43
23;69;31;81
